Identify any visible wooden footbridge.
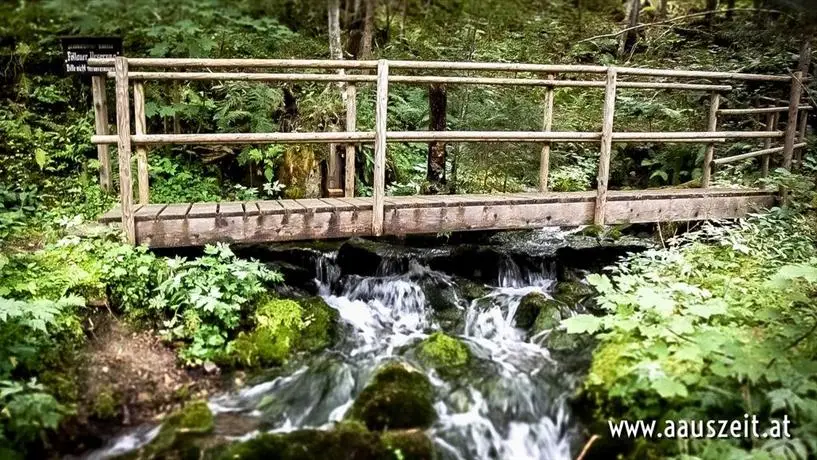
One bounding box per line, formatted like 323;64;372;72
88;57;810;247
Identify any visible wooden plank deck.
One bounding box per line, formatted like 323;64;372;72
99;188;776;247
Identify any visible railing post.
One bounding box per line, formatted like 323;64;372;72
539;73;555;192
795;107;808;167
133;81;150;204
114;57;136;244
761;112;778;178
91;75;112;192
782;71;804;171
701;91;720;188
372;60;389;236
594;67;617;226
345;82;357;197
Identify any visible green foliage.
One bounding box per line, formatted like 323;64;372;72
228;298;304;367
567;201;817;458
150;243;282;364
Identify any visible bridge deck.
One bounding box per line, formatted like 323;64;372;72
99;188;775;247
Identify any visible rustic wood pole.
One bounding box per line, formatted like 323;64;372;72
91;75;112;192
782;71;804;171
345;83;357;197
539;74;555;192
761;112;778;178
133;82;150;204
372;60;389;236
795;108;808;167
114;57;136;244
594;67;617;226
701;91;720;188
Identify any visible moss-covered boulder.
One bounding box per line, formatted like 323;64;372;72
298;296;339;352
552;281;594;308
416;332;470;372
225;297;339;368
347;362;436;431
215;422;435;460
456;278;490;302
381;429;435;460
515;292;552;329
117;401;214;459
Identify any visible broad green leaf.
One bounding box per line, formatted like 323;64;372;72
651;377;688;398
562;314;603;334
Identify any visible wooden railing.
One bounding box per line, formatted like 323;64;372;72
88;57;810;244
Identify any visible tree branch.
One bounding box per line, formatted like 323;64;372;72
577;8;787;44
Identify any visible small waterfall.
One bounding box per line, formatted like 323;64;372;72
88;243;585;460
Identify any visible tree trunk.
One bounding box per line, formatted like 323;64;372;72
359;0;375;59
326;0;344;195
706;0;718;25
656;0;667;18
618;0;640;58
725;0;735;19
426;83;447;194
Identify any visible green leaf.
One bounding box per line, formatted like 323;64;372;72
586;273;613;294
562;314;603;334
34;148;47;170
651;377;688;398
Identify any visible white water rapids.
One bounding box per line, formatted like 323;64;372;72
90;250;586;460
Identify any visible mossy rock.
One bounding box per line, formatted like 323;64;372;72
298;296;339;352
118;401;214;459
417;332;470;371
92;387;120;420
531;299;563;334
347;362;436;431
381;429;435;460
553;281;594;308
516;292;561;330
216;422;435;460
455;278;490;302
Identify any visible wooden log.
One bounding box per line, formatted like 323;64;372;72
345;83;357;197
133;82;149;204
782;71;805;170
90;57;379;69
91;76;112;192
540;74;555;192
90;130;785;147
114;57;136;244
713;142;806;165
594;68;617;226
118;71;378;82
796;107;809;166
613;66;791;82
762;113;778;177
372;60;389;236
701;92;721;188
718;105;811;115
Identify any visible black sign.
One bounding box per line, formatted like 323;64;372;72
61;36;122;74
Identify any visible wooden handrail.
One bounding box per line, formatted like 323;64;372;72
90;56;807;245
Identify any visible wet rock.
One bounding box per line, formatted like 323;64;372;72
416;275;464;332
347;362;436;431
337;238;389;276
553;280;594;308
380;429;435;460
455;278;490;301
416;332;470;372
298;296;340;352
427;245;505;283
116;400;213;459
555;244;650;278
216;421;435;460
515;292;556;330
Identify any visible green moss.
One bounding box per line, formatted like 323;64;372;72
417;332;470;369
347;362;436;431
216;421;384;460
531;299;562;334
298;296;339;352
380;430;435;460
515;292;553;329
92;388;119;420
553;281;593;308
122;400;214;459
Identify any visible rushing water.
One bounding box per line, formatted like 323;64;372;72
89;236;604;460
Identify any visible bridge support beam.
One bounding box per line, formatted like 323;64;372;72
701;91;720;188
594;68;617;226
372;60;389;236
114;57;136;244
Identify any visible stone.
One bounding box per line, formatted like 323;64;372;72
416;332;470;371
346;362;436;431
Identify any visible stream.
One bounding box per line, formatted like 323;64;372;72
86;229;650;460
